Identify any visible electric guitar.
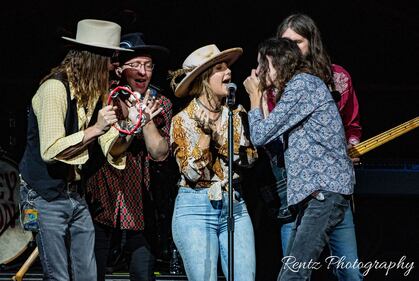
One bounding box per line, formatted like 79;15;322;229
274;116;419;222
348;116;419;158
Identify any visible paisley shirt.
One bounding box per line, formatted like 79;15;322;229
267;64;362;144
170;99;257;200
248;73;355;206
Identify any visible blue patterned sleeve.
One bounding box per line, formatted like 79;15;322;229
248;74;328;146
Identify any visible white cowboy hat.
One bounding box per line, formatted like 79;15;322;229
62;19;133;52
173;44;242;97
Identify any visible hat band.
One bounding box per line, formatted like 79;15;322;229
169;66;196;91
120;41;133;48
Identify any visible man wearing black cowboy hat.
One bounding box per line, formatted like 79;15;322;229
85;32;173;281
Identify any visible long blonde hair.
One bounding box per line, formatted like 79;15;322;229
41;49;110;111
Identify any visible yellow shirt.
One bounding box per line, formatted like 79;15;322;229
32;79;122;180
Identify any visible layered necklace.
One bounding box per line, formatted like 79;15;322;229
195;98;222;123
195;98;222;113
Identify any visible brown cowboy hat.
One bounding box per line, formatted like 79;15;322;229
173;44;242;97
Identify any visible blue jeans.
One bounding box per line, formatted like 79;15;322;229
277;191;349;281
24;185;96;281
172;187;256;281
281;203;363;280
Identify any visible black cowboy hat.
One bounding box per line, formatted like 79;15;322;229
118;32;170;63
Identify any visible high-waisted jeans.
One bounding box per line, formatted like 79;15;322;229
172;187;256;281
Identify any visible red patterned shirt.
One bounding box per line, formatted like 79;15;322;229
332;64;362;144
86;93;172;230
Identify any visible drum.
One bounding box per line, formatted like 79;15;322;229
0;149;33;265
0;218;33;265
0;150;20;234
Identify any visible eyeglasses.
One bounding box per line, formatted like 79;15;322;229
123;61;155;71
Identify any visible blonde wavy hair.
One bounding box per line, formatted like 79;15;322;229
41;49;111;111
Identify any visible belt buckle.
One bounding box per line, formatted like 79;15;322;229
67;182;79;193
312;191;325;201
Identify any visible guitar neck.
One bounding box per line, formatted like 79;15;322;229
348;117;419;158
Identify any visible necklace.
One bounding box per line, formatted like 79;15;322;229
195;98;222;113
208;111;222;124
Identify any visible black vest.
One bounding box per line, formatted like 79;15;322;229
19;76;79;201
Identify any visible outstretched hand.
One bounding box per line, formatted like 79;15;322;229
193;108;223;148
127;89;162;128
193;108;213;135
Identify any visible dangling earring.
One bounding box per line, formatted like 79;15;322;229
116;68;122;77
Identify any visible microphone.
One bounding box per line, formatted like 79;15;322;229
227;82;237;94
227;82;237;107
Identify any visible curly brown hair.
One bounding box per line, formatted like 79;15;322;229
41;49;111;112
257;37;311;99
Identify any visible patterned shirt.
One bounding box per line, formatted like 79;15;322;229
332;64;362;144
32;79;121;181
170;99;257;200
86;94;172;230
267;64;362;144
248;73;355;206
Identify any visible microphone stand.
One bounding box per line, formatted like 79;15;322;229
226;89;235;281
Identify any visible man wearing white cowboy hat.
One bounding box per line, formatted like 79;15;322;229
19;19;133;281
169;44;258;281
85;32;173;281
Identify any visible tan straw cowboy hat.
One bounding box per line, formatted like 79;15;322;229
62;19;133;52
172;44;242;97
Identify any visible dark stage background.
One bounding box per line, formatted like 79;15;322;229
1;0;419;162
1;1;418;280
